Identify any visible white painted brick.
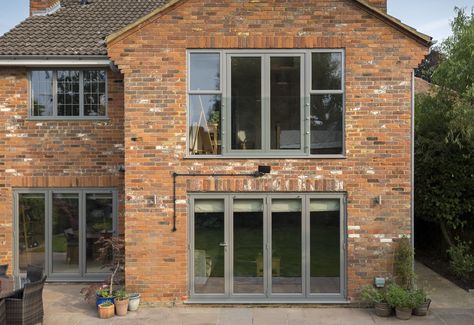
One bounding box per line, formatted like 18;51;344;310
348;226;360;231
349;234;360;238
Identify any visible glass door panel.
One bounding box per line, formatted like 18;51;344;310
233;199;264;294
270;56;302;150
271;199;302;294
52;193;80;274
193;199;226;294
85;193;114;273
18;193;46;272
309;199;341;294
230;56;262;150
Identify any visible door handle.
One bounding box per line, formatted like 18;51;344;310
219;242;228;247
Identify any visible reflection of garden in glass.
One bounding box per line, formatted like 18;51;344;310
194;200;225;294
86;193;114;273
18;194;46;272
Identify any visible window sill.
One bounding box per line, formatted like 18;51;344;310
26;116;110;121
184;155;347;160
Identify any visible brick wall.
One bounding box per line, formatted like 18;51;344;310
107;0;428;303
366;0;387;11
30;0;60;15
0;67;125;268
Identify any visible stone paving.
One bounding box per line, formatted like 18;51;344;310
43;263;474;325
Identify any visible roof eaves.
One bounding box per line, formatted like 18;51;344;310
353;0;432;46
106;0;183;45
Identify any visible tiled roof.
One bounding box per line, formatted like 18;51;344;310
0;0;168;56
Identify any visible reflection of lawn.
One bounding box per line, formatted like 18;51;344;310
52;234;67;253
195;224;339;278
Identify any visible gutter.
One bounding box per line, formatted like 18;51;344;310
0;55;111;67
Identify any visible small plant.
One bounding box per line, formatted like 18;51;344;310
394;236;415;289
447;238;474;280
385;284;417;309
114;289;128;301
361;285;385;305
97;288;113;298
99;301;113;308
412;288;428;306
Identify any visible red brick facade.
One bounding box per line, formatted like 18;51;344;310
107;0;427;302
0;68;125;266
0;0;428;304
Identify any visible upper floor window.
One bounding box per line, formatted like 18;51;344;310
30;69;107;118
187;50;344;157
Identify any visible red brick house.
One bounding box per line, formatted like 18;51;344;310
0;0;430;303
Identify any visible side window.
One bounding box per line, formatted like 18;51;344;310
30;69;107;118
310;53;344;155
188;53;222;155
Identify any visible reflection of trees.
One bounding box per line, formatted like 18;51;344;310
311;95;342;129
312;53;341;90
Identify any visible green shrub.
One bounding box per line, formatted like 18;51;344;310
385;284;417;309
394;236;415;289
114;289;128;300
96;288;113;298
361;285;385;305
447;239;474;280
99;301;113;307
412;289;428;307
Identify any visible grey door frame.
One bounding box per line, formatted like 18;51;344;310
13;188;118;282
187;192;347;303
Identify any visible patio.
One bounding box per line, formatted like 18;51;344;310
43;263;474;325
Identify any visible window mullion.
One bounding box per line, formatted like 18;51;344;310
79;71;84;117
263;55;270;152
53;71;58;117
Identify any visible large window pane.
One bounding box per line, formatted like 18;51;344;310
57;70;80;116
86;193;114;273
190;53;220;91
231;57;262;150
271;199;302;294
194;199;225;294
312;52;343;90
52;193;79;273
84;70;107;116
18;193;45;273
31;71;53;116
310;94;343;155
189;95;221;155
233;199;264;294
310;199;340;293
270;57;301;150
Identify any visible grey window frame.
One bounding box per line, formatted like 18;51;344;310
28;69;108;120
13;188;118;282
186;49;346;158
187;192;347;304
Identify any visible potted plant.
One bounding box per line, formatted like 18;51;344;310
361;285;392;317
128;292;141;311
96;288;115;307
412;289;431;316
98;301;115;319
114;289;129;316
386;284;417;320
81;235;125;307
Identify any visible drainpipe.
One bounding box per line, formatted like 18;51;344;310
411;71;415;266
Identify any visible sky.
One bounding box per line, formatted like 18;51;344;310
0;0;473;44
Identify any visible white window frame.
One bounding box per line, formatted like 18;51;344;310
186;49;345;158
28;69;108;120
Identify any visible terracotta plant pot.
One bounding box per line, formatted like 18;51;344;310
98;303;115;319
413;299;431;316
115;298;129;316
374;302;392;317
395;307;413;320
128;293;140;311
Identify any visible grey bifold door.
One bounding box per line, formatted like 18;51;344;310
14;189;117;281
189;194;346;303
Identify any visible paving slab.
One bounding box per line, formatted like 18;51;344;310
41;263;474;324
